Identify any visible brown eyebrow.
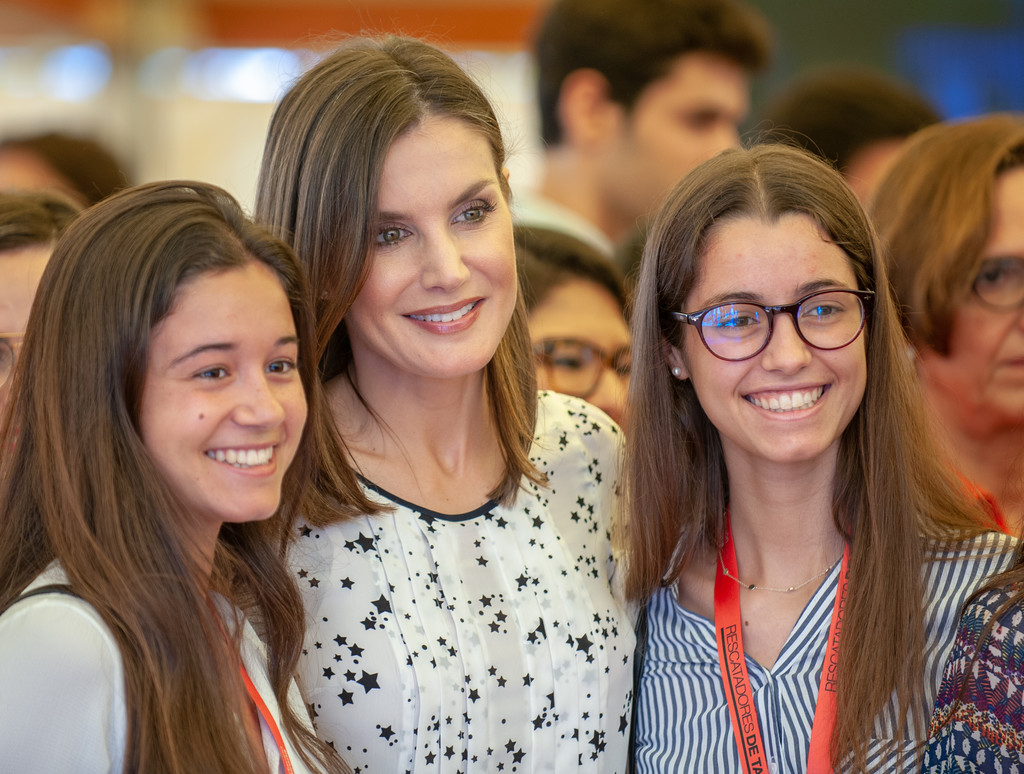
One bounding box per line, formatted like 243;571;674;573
167;336;299;369
377;178;497;222
695;279;856;309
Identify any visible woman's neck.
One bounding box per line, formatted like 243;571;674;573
327;366;505;513
725;458;845;587
935;419;1024;534
920;367;1024;532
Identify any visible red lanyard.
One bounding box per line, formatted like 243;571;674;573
714;520;850;774
240;663;296;774
210;599;297;774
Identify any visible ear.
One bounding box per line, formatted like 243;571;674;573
556;68;625;149
662;337;690;380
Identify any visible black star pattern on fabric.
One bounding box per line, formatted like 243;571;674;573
356;670;380;693
292;394;632;773
354;532;375;552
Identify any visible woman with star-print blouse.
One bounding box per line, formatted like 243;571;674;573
253;35;634;773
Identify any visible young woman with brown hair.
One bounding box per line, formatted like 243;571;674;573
0;181;348;774
254;35;633;774
624;144;1015;772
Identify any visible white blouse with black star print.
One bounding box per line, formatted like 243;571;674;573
289;391;634;773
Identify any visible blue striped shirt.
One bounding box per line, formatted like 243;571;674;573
634;532;1017;773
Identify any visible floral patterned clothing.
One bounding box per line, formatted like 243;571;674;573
922;584;1024;773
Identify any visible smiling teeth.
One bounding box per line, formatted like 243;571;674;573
409;301;477;323
748;387;824;413
207;447;274;468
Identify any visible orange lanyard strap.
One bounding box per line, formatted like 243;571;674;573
207;597;297;774
715;520;850;774
240;663;296;774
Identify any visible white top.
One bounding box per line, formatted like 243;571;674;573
634;531;1018;773
0;564;318;773
290;391;634;773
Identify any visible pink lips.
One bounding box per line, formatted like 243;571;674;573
405;298;482;333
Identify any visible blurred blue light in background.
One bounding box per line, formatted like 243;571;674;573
41;44;111;101
896;26;1024;119
179;48;305;102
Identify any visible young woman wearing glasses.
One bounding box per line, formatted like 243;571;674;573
623;144;1015;773
516;224;631;430
872;113;1024;535
254;36;633;773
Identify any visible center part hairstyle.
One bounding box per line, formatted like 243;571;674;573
255;35;539;510
0;181;344;774
624;144;988;769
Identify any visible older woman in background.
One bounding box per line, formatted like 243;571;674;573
871;113;1024;533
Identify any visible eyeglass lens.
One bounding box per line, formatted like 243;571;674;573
536;339;631;398
973;257;1024;309
698;291;867;361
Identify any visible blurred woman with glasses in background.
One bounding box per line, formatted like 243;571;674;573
872;113;1024;535
624;144;1014;773
869;113;1024;772
0;190;79;414
517;224;631;430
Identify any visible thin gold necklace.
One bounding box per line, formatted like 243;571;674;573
719;554;842;593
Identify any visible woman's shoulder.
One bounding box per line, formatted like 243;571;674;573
960;582;1024;651
0;565;121;670
920;532;1019;629
531;391;623;486
534;390;623;452
926;531;1019;570
0;566;126;768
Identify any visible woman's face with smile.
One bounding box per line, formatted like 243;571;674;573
344;115;517;388
138;260;307;559
666;214;867;475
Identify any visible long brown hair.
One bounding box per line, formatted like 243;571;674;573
871;112;1024;353
0;181;346;774
624;144;988;770
255;35;539;510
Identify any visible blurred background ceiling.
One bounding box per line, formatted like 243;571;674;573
0;0;549;49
